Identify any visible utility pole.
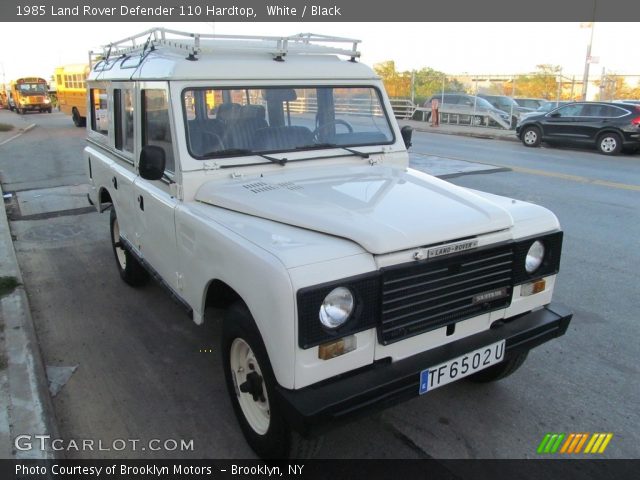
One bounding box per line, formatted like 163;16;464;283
581;2;597;100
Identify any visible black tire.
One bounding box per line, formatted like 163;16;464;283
521;125;541;147
596;132;622;155
222;302;322;459
109;209;148;286
468;352;528;383
47;108;52;113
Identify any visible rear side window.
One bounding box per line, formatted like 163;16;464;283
114;88;134;154
142;89;174;174
90;88;109;135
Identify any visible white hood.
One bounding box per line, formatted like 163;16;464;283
195;165;514;255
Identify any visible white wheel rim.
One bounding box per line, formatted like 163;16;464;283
601;137;617;152
230;338;270;435
524;130;537;144
112;217;127;270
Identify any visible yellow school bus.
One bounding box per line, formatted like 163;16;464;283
10;77;52;114
55;64;89;127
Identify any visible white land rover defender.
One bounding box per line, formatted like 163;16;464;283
85;28;572;458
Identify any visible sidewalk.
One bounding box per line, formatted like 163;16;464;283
398;118;519;143
0;110;57;459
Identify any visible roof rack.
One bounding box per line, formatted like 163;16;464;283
89;28;361;69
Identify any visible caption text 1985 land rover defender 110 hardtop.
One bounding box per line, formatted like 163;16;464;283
85;28;573;458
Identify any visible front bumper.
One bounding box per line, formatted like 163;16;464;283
275;303;572;435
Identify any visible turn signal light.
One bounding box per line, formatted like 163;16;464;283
318;335;357;360
520;279;546;297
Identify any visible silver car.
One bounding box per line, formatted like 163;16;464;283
425;93;510;128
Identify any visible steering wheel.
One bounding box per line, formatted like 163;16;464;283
313;119;354;141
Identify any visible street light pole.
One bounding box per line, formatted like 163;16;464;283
581;2;597;101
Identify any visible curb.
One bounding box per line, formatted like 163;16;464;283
0;182;59;459
410;125;519;143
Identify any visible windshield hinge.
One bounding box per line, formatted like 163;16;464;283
169;182;183;200
230;171;244;179
203;161;220;171
369;157;380;166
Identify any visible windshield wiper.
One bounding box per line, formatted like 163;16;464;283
202;148;288;166
308;143;370;158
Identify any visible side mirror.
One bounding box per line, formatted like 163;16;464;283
400;125;413;150
549;112;561;118
139;145;166;180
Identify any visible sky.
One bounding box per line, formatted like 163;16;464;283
1;22;638;83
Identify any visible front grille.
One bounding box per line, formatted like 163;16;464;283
379;244;514;345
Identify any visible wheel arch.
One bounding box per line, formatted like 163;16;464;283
98;186;113;212
596;128;625;142
202;278;244;313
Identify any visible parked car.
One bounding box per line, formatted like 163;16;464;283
515;98;547;110
519;101;572;122
478;94;534;128
516;101;640;155
424;93;511;127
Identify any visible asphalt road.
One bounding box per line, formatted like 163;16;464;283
1;110;638;460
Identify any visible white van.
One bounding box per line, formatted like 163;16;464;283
85;28;572;458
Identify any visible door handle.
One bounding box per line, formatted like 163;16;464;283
112;176;118;189
137;195;144;211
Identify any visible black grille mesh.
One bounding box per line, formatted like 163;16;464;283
379;245;515;345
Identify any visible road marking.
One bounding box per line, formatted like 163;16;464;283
0;123;36;147
422;152;640;192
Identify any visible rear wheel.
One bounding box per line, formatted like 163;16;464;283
468;352;528;383
597;132;622;155
521;125;541;147
222;302;322;459
109;209;148;286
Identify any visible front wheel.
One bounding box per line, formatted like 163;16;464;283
521;125;541;147
468;352;528;383
109;209;148;286
222;302;321;459
597;132;622;155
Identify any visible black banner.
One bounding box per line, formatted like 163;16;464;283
2;460;639;480
4;0;640;22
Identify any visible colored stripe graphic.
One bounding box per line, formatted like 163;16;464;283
540;433;614;454
584;433;614;454
537;433;565;453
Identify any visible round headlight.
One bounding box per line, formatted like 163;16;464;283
319;287;354;329
525;240;545;274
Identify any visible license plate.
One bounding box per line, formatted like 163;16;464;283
419;340;505;394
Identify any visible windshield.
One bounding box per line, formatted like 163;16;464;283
182;86;394;158
18;83;47;95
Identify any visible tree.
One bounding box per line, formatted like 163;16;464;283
504;64;566;99
374;61;464;102
373;61;411;98
594;75;640;101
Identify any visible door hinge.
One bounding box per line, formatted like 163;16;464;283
203;161;220;172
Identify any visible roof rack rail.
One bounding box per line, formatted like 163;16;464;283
89;28;361;69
